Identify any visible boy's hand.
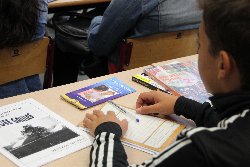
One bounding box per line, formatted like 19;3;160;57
136;91;179;115
83;110;128;137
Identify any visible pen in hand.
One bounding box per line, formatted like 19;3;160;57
108;101;140;123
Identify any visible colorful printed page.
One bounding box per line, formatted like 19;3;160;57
145;61;210;103
100;102;185;154
61;77;136;109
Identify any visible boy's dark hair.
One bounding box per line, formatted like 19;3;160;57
94;85;109;91
199;0;250;90
0;0;41;48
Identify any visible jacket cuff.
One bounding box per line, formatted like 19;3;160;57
95;122;122;138
174;96;194;115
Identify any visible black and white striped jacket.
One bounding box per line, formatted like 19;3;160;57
90;92;250;167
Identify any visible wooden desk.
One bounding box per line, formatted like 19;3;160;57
49;0;110;13
0;55;196;166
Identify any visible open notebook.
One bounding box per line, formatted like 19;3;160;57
80;102;186;155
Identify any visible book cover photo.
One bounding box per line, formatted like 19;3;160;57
145;61;210;103
0;99;93;167
61;77;136;110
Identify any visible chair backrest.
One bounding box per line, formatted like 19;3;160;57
0;37;49;85
124;29;198;70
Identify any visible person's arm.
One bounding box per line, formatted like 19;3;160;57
174;96;220;127
91;121;207;167
84;110;128;166
85;110;208;167
87;0;143;56
33;0;48;40
136;91;220;127
90;122;128;166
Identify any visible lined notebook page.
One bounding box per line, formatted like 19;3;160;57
101;103;183;150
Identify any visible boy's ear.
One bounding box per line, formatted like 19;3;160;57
217;51;231;80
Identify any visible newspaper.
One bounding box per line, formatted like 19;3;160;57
0;99;93;167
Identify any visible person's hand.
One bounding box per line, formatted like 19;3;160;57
136;91;179;115
83;110;128;137
83;92;91;100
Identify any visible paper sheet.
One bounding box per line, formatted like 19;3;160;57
101;103;183;152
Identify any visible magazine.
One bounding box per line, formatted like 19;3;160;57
0;99;93;167
79;101;186;155
144;61;210;103
61;77;136;109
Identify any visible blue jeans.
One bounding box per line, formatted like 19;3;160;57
0;75;42;99
88;0;202;63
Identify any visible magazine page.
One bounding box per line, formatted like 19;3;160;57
157;61;210;103
145;61;210;103
0;99;93;167
61;77;136;109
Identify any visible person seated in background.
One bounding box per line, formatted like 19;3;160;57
0;0;48;99
84;0;250;166
87;0;202;67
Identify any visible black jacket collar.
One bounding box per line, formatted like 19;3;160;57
209;91;250;119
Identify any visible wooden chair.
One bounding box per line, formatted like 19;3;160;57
110;29;198;73
0;37;53;88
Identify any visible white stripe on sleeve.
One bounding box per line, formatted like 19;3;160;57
91;133;103;167
107;133;115;167
97;133;107;167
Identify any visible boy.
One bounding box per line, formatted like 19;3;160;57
83;0;250;166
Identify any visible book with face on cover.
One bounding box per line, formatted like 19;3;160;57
144;61;210;103
0;98;93;167
79;101;188;155
61;77;136;110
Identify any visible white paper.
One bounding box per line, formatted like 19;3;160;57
77;126;158;155
101;103;181;153
0;98;93;167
